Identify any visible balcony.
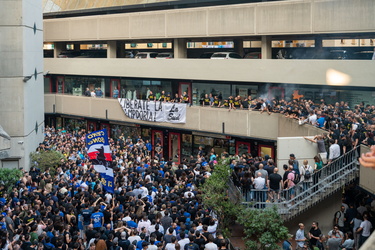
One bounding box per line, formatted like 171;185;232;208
44;58;375;87
45;94;323;141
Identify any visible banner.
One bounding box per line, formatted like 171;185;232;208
86;129;114;193
118;98;186;123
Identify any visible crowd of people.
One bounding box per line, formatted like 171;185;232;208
0;127;227;250
283;184;374;250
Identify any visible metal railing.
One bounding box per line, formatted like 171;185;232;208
240;147;360;221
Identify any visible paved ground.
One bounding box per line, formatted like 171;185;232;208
229;223;246;249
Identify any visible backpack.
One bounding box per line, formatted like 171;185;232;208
293;171;300;185
304;166;312;180
333;210;341;226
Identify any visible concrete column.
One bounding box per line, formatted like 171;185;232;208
117;41;126;58
107;41;117;58
234;39;244;57
315;36;323;49
261;35;272;59
54;42;66;58
173;38;187;58
73;43;81;51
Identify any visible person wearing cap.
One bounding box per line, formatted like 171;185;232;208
282;233;293;250
119;231;131;250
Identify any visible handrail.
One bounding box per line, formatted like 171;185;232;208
240;147;360;220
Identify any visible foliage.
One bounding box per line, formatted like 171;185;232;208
200;159;241;238
0;168;23;193
30;150;64;176
237;206;289;250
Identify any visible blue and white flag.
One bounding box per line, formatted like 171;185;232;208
86;129;114;193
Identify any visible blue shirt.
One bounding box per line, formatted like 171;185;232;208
127;220;138;229
91;212;104;228
282;240;292;250
316;117;325;128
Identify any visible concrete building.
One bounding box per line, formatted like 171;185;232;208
0;0;45;169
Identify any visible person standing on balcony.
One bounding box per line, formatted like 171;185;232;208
84;87;91;97
95;87;103;98
113;87;119;99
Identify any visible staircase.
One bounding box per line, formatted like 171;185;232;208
238;147;359;221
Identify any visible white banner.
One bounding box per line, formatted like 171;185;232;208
118;99;187;123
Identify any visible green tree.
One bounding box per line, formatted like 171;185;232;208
200;159;241;238
30;150;64;176
0;168;23;193
237;206;289;250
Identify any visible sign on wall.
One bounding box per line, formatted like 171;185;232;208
118;99;186;123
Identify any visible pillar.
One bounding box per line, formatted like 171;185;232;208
107;41;117;58
234;38;244;57
261;36;272;59
173;38;187;58
117;41;126;58
73;43;81;51
315;36;323;49
54;42;66;58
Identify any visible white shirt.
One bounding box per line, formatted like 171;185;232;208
308;114;317;125
207;220;218;238
253;176;265;190
204;242;218;250
329;143;340;160
178;238;190;250
165;243;176;250
137;219;151;234
360;220;372;237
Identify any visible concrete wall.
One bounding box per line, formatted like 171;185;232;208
285;190;343;238
44;58;375;88
359;145;375;194
45;94;280;140
0;0;45;170
277;136;319;176
43;0;375;42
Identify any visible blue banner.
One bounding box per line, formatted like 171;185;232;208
86;129;114;193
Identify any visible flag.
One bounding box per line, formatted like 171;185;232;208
86;129;114;193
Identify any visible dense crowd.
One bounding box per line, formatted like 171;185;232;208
0;127;225;250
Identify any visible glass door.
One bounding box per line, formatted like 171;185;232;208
236;141;251;156
152;130;164;158
178;82;192;104
100;123;111;137
87;121;97;132
56;76;64;94
169;132;181;164
110;79;120;98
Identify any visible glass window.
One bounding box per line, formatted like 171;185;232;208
192;83;230;106
181;134;193;160
120;79;172;100
63;76;105;96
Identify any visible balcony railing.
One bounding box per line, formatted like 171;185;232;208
239;147;359;221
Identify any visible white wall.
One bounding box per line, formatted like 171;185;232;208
277;136;318;175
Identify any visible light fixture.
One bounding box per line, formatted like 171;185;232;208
23;76;32;82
